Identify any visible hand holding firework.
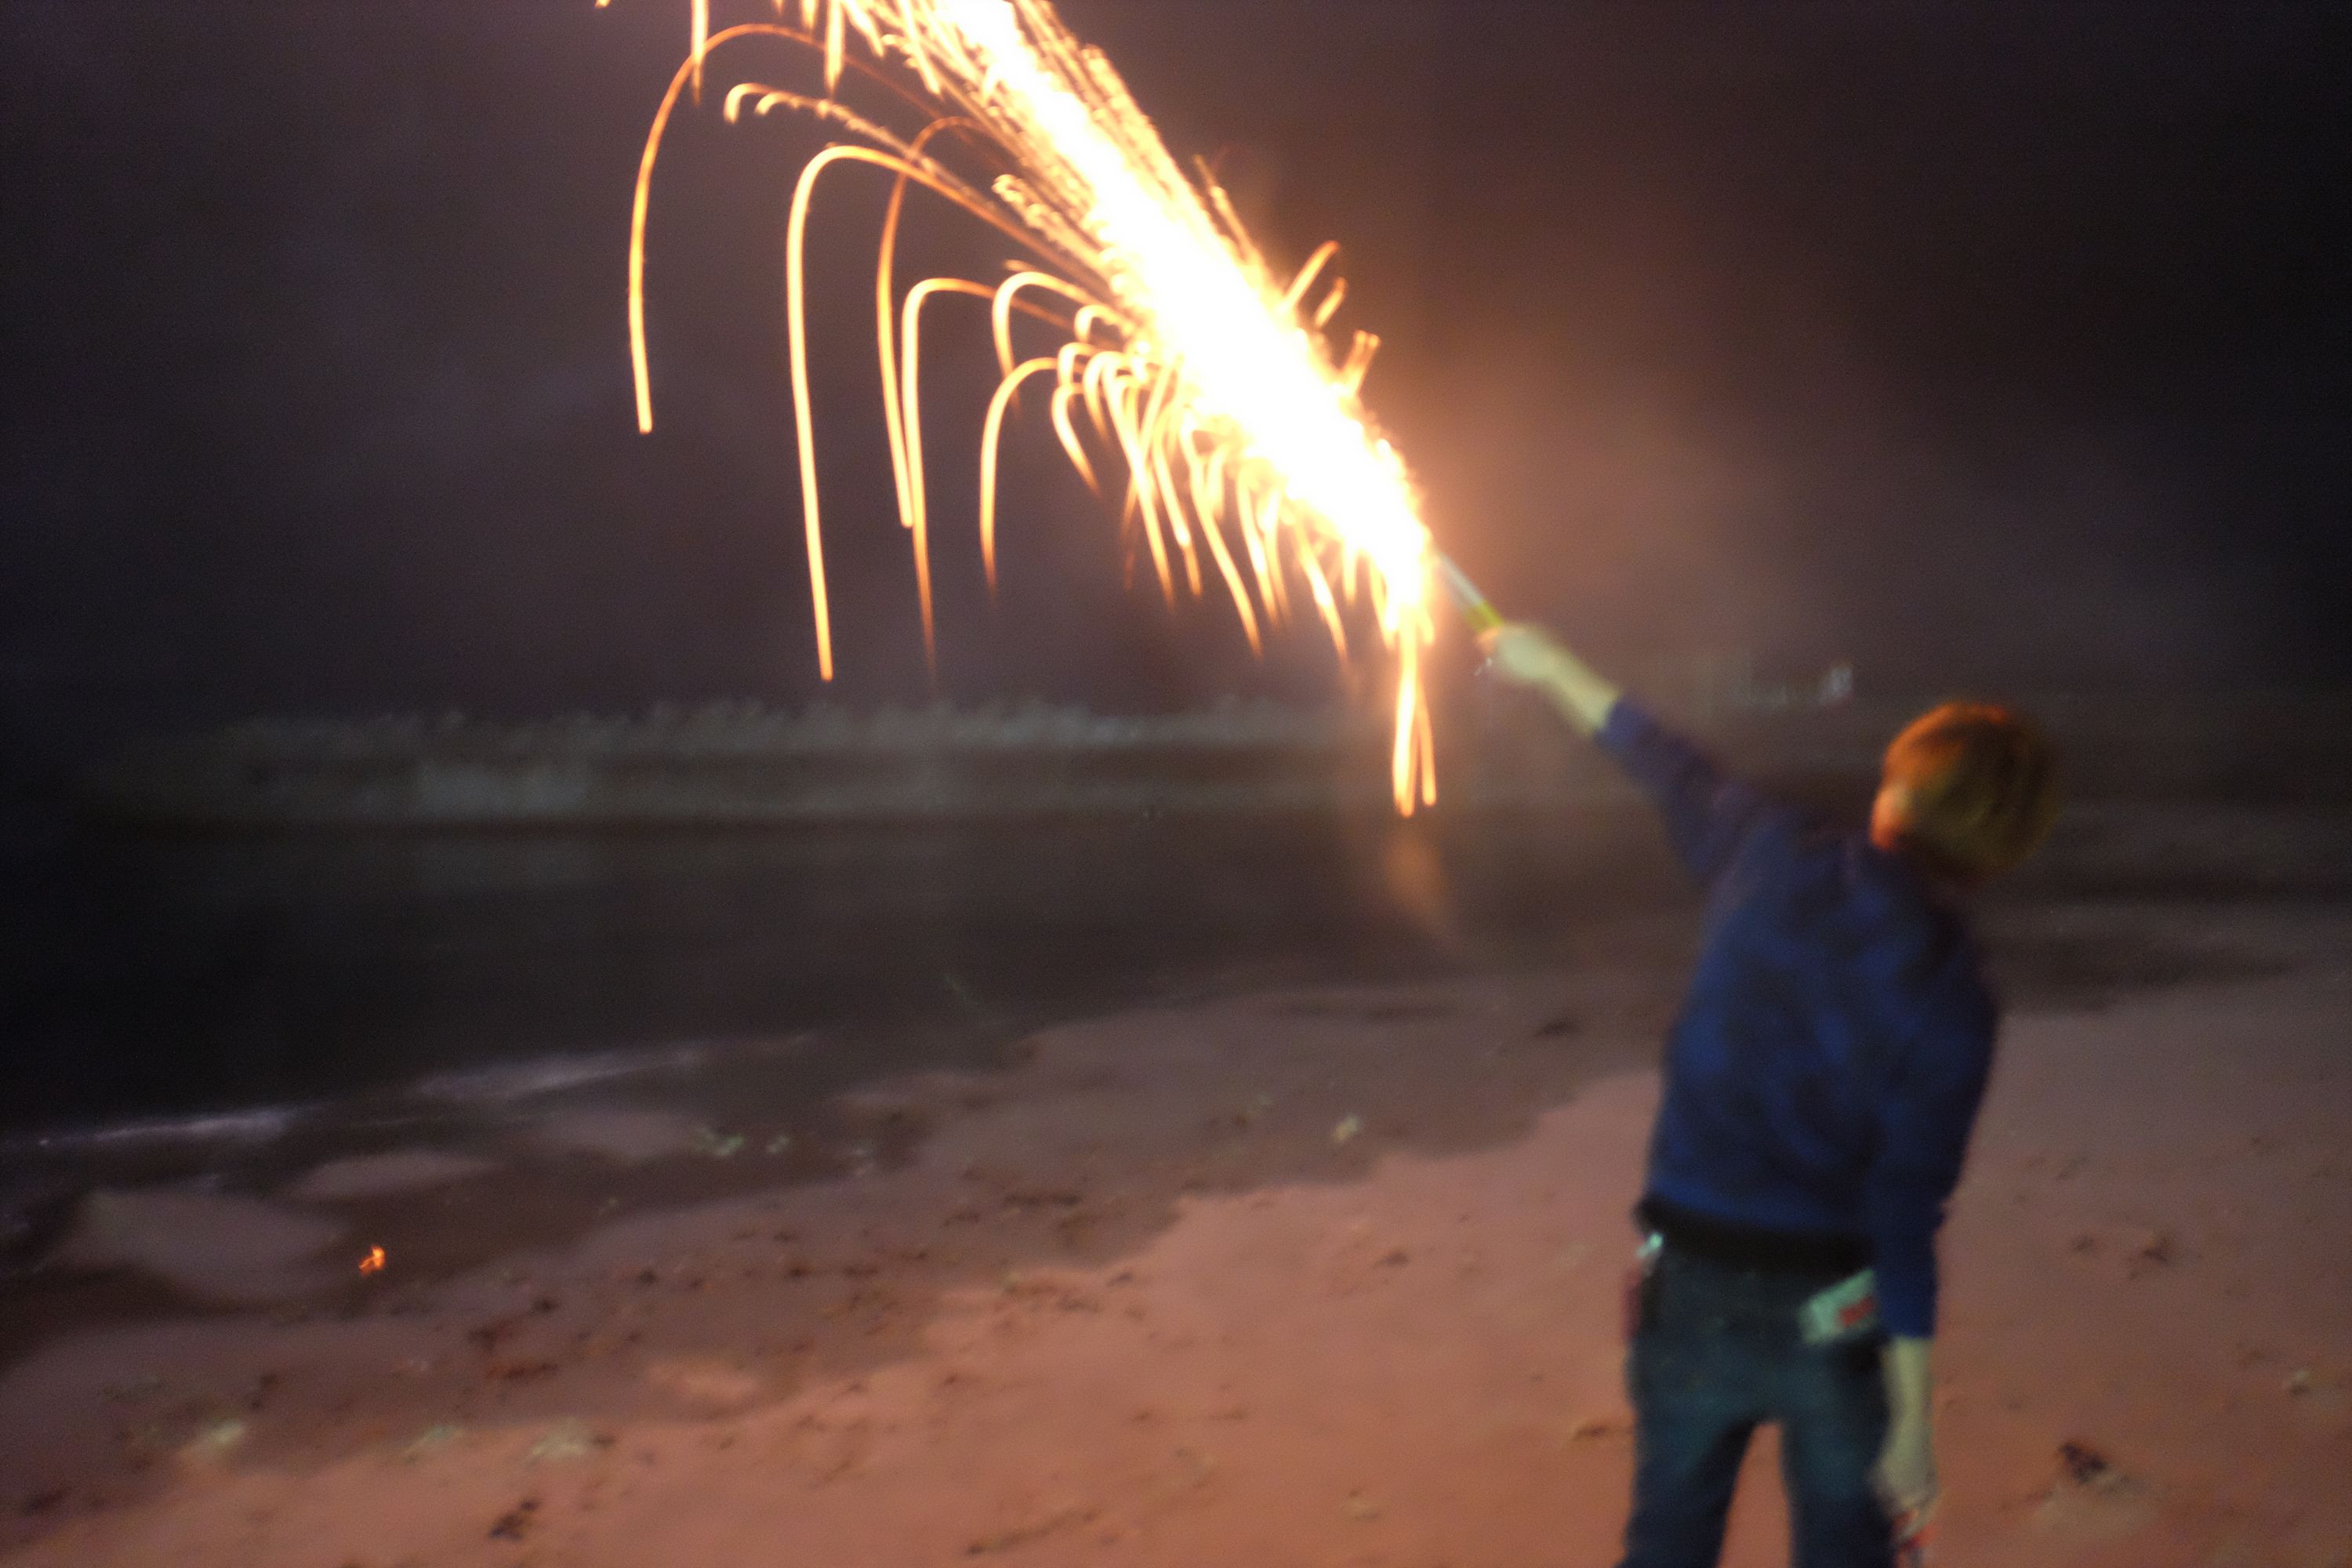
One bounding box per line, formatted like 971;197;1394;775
1483;626;1621;736
1437;557;1620;736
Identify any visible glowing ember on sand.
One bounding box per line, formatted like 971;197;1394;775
616;0;1442;810
358;1246;387;1276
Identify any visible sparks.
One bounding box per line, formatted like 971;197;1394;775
359;1246;387;1276
621;0;1440;811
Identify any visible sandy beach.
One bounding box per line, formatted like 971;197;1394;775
2;862;2346;1566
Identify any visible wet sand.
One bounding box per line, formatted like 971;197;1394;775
2;888;2346;1566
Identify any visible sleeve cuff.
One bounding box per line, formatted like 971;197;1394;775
1878;1297;1936;1340
1594;695;1646;757
1872;1254;1938;1338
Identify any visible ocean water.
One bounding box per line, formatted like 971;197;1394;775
0;810;1676;1145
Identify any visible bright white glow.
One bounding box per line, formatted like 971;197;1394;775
629;1;1439;809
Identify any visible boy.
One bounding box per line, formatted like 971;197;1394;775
1483;623;2058;1568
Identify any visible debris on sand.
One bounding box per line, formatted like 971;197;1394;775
2037;1439;2153;1534
401;1423;464;1462
2055;1439;2136;1492
2067;1225;2179;1276
527;1420;611;1465
2126;1228;2176;1272
2056;1439;2110;1483
179;1419;247;1463
1330;1114;1364;1146
644;1356;763;1408
487;1497;539;1541
965;1504;1098;1554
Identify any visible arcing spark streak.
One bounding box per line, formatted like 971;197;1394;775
617;0;1440;810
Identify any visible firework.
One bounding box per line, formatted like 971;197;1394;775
614;0;1440;811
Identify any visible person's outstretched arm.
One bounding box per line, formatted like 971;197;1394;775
1481;624;1621;735
1482;622;1785;886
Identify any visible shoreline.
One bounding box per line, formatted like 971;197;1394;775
74;689;2352;830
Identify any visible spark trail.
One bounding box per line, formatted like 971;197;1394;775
615;0;1441;811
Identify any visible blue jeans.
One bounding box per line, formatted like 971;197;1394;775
1617;1247;1895;1568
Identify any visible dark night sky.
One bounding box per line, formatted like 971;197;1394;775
2;1;2345;764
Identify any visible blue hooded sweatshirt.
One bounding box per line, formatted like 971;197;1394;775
1596;699;1997;1338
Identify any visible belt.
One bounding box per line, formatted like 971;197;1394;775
1637;1194;1871;1279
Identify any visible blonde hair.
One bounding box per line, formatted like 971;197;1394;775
1882;702;2060;878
